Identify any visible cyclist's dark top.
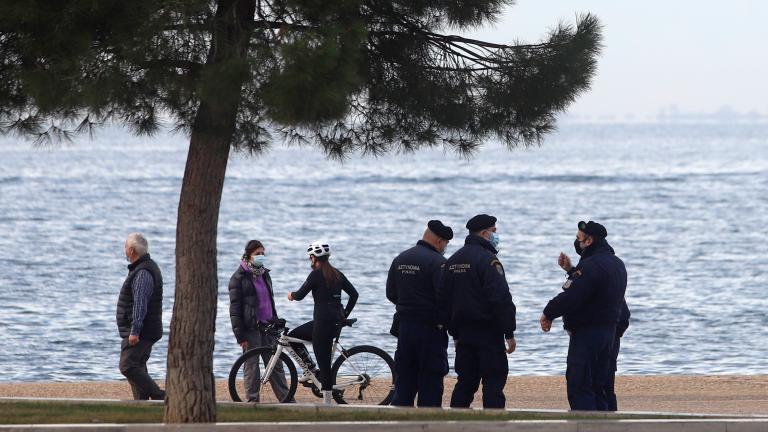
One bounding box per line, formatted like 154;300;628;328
291;268;359;321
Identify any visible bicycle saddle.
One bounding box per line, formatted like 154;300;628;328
341;318;357;327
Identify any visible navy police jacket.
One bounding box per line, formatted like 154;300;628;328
544;239;627;331
386;240;447;325
617;298;631;337
438;235;517;338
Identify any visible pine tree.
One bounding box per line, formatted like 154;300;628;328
0;0;601;422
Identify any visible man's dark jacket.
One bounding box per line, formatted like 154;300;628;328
116;254;163;341
544;239;627;331
228;265;278;343
438;235;516;339
386;240;447;326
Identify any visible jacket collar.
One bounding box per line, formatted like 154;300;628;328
465;234;498;254
128;253;151;271
579;238;614;259
417;240;439;254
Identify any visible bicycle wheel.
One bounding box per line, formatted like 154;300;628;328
228;347;297;403
331;345;395;405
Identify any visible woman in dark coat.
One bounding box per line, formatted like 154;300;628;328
229;240;291;402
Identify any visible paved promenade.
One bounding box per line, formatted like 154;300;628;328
0;400;767;432
1;375;767;415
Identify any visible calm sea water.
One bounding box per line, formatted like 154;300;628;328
0;124;766;381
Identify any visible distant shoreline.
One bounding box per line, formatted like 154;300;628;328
1;375;766;415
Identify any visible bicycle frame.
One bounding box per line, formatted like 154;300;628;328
260;333;368;391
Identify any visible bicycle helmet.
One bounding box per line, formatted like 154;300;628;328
307;240;331;257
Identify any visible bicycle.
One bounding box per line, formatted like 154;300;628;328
228;317;395;405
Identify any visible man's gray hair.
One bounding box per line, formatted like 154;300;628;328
126;232;149;256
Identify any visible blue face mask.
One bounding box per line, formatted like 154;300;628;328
489;232;500;249
251;254;267;268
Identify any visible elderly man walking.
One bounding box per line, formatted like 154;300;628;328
116;233;166;400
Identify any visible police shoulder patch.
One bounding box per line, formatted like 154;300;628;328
562;270;582;290
490;259;504;275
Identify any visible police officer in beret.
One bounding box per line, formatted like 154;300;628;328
540;221;627;411
387;220;453;407
557;226;631;411
439;214;517;409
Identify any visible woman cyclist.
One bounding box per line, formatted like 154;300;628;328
287;240;359;404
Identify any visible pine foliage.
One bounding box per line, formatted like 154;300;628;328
0;0;601;156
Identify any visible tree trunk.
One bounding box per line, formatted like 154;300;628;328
164;0;255;423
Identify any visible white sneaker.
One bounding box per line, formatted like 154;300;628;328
322;390;334;405
298;369;316;383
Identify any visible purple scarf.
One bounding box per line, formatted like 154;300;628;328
241;261;274;323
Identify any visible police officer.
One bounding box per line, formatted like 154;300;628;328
557;235;631;411
540;221;627;411
439;214;516;409
387;220;453;407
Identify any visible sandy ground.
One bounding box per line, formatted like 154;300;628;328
2;375;767;415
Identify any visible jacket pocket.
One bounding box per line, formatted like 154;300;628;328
243;304;257;329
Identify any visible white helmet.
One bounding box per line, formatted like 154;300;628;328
307;240;331;258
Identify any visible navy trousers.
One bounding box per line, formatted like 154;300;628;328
566;325;615;411
603;334;622;411
450;329;508;409
391;321;448;407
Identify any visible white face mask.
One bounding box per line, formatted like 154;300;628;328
489;232;500;249
251;254;267;268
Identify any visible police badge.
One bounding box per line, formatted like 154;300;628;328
490;259;504;275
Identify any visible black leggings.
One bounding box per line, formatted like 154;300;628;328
288;320;339;390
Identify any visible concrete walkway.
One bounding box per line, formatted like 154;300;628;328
4;376;768;415
2;419;768;432
0;375;768;415
2;398;768;431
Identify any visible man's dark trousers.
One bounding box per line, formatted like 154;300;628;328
604;334;621;411
449;329;508;409
392;321;448;407
566;325;615;411
119;338;165;400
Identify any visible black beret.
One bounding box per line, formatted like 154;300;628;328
428;220;453;240
466;214;497;232
578;220;608;238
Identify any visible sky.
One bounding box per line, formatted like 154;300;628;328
463;0;768;121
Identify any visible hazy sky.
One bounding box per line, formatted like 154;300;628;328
464;1;768;120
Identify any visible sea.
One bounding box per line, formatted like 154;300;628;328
0;123;766;381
